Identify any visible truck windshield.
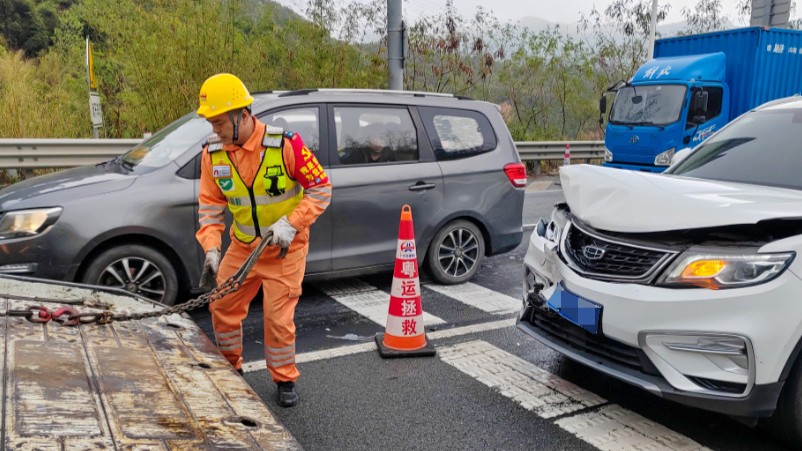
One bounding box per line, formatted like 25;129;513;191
667;108;802;190
609;85;686;126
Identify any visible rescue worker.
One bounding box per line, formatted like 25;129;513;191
195;73;331;408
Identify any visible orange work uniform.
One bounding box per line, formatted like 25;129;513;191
196;119;331;382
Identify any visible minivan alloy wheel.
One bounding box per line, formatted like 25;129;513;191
82;244;179;306
100;257;165;299
426;220;485;284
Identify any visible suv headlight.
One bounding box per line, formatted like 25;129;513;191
0;207;62;240
660;247;794;289
544;207;570;243
654;147;675;166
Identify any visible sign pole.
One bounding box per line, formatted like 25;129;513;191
86;37;103;138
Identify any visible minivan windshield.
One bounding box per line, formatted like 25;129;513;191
609;84;686;126
119;113;211;174
668;107;802;190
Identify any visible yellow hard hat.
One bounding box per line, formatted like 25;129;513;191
196;73;254;118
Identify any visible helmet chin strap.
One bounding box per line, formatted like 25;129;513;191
228;110;243;142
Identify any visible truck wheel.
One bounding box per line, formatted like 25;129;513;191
82;245;178;306
762;356;802;448
426;220;484;284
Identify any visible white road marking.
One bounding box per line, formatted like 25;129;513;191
440;340;708;451
314;280;445;326
240;319;515;372
327;290;445;326
555;404;709;451
439;340;605;418
425;282;521;313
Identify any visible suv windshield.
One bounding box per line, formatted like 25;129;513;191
609;84;686;126
668;108;802;190
119;113;211;174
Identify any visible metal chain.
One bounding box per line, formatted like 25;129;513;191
4;232;284;327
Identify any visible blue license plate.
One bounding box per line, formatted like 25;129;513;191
546;284;602;334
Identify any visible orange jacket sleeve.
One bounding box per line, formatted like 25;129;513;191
196;147;227;252
283;133;332;231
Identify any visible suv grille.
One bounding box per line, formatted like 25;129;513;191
525;301;658;375
563;222;675;282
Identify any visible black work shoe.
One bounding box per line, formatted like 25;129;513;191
277;381;298;407
236;368;244;376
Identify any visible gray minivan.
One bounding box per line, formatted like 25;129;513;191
0;89;525;305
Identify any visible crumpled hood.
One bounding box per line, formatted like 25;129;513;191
560;165;802;233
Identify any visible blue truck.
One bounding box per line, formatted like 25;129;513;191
601;27;802;172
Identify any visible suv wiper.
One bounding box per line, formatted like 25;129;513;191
111;155;135;172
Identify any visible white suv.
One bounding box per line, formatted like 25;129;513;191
519;95;802;446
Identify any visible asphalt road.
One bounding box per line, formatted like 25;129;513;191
189;184;792;450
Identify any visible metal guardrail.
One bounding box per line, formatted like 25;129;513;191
0;139;142;169
515;141;605;161
0;138;606;171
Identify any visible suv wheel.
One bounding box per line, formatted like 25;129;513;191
763;355;802;448
82;245;178;306
426;220;485;284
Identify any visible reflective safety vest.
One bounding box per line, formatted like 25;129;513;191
207;127;303;243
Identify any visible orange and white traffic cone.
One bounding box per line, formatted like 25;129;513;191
375;205;436;358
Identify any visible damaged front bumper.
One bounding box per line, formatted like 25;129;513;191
517;212;793;418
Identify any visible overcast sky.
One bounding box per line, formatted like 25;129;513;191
277;0;798;26
402;0;738;24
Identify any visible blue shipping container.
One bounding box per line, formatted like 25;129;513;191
655;27;802;119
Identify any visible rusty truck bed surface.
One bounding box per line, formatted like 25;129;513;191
0;275;300;450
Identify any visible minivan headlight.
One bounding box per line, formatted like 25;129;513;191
660;247;794;289
0;207;62;240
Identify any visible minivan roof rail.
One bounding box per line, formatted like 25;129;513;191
276;88;467;99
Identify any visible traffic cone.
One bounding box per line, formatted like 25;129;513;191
563;143;571;166
375;205;436;358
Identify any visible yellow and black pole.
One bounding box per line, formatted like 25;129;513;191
85;37;103;138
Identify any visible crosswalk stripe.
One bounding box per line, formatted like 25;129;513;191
440;340;708;451
440;340;605;418
327;290;445;326
425;282;521;313
314;281;445;326
555;405;709;451
240;319;515;372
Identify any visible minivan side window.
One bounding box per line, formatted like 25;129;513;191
333;106;418;165
418;107;497;160
262;107;321;152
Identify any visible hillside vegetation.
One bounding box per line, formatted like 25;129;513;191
0;0;757;141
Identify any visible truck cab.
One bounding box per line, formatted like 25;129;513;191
603;52;729;172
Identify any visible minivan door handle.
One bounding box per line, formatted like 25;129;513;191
409;181;436;192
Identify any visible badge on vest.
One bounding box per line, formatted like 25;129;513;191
264;165;287;197
212;165;232;179
217;178;234;192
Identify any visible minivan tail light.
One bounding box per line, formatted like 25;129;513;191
504;163;527;188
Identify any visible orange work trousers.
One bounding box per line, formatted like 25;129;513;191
210;230;308;382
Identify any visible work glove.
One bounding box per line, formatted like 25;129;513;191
267;216;297;257
199;248;221;292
